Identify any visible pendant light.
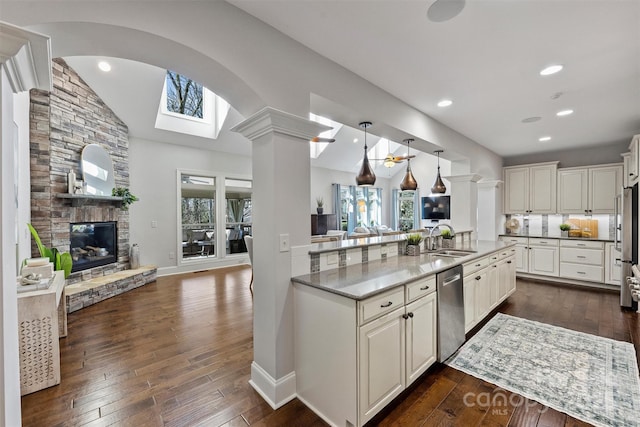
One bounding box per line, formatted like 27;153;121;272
356;121;376;186
431;149;447;194
400;139;418;191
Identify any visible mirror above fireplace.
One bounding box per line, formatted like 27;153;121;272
81;144;115;196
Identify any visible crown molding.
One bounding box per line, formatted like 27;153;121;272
231;106;331;142
0;22;52;93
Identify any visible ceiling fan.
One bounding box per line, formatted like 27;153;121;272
310;136;335;143
371;153;416;167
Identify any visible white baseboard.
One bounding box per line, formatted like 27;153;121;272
249;361;296;409
156;256;249;277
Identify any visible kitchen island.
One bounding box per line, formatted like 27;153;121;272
291;239;516;427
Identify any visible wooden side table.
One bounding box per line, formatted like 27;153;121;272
17;271;67;395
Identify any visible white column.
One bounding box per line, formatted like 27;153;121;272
477;180;503;241
232;107;329;409
0;22;51;427
443;174;482;236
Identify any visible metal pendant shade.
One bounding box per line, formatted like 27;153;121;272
400;139;418;191
356;121;376;186
431;149;447;194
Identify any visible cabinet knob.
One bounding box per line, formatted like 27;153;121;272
402;314;409;320
408;312;414;318
475;276;481;280
380;301;393;308
419;285;430;290
507;261;512;264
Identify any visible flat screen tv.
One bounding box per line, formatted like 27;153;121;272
422;195;450;220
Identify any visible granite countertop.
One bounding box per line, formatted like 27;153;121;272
499;233;614;242
292;240;513;300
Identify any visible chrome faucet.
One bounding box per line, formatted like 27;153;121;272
428;224;455;250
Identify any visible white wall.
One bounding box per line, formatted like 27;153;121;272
128;137;252;276
14;92;31;268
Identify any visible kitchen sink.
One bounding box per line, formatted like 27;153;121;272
431;249;477;257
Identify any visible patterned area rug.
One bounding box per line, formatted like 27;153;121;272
446;313;640;427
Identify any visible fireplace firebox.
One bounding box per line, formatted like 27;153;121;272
70;221;117;272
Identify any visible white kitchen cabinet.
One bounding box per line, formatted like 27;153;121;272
499;236;528;272
463;273;477;333
506;256;517;295
528;238;559;277
605;242;621;285
559;240;604;283
474;269;491;322
622;152;631;188
629;135;639;186
503;162;558;214
359;307;405;423
404;292;437;385
558;164;622;214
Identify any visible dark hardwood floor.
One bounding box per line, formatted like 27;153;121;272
21;268;640;426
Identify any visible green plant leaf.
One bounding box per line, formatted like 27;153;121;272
27;223;47;258
59;252;73;278
50;247;59;266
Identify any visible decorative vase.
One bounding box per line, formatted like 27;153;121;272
130;243;140;269
317;207;323;215
561;230;569;238
442;238;454;249
406;244;421;256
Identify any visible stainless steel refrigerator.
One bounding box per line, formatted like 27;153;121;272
617;183;638;308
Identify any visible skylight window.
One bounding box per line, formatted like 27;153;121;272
155;71;229;139
166;71;203;118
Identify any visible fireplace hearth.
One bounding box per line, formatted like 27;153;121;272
70;221;117;272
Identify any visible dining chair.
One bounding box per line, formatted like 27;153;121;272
243;235;254;295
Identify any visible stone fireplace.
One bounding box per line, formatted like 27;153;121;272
70;221;118;273
30;58;130;283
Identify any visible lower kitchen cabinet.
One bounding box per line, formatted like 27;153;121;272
605;242;621;285
528;239;559;277
294;276;437;427
559;240;604;283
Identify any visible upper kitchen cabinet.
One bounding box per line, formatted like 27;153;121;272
503;162;558;214
628;135;640;186
558;164;622;214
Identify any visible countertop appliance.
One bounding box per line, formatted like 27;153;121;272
436;264;465;361
618;183;638;308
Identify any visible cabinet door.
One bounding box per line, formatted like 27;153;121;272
504;167;529;213
558;168;588;213
529;164;557;213
605;242;621;285
405;293;437;386
475;270;491;321
629;137;639;186
488;263;500;310
528;246;559;277
507;256;517;295
514;244;528;273
589;166;622;214
497;259;510;302
359;307;405;424
463;274;477;333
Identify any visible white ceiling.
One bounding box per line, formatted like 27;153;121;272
63;0;639;176
230;0;640;157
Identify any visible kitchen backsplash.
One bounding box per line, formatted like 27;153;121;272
504;214;615;240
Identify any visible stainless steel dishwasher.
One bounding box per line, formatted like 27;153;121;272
436;265;465;362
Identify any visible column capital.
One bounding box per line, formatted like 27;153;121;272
477;179;503;189
231;106;331;142
443;174;482;183
0;22;52;92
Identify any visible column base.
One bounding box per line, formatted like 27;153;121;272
249;361;297;409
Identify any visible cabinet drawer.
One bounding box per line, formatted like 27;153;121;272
499;236;528;245
497;248;512;260
529;238;559;247
487;252;500;264
359;287;405;325
463;256;489;276
560;239;604;249
405;275;436;303
560;262;604;282
560;248;604;265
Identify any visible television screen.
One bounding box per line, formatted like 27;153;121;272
422;196;450;220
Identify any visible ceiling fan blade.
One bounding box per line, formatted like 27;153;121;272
310;137;335;143
393;154;416;162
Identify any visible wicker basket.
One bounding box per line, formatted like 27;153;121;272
442;238;454;249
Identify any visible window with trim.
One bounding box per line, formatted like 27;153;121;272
181;174;215;259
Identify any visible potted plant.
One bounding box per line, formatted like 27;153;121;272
27;224;73;278
560;223;571;238
316;197;324;214
440;228;455;248
112;187;139;211
406;233;423;256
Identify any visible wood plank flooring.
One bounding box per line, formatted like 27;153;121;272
21;268;640;426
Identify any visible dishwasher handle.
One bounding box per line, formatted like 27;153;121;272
442;274;461;286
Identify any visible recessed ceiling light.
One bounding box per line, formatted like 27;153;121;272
540;65;563;76
550;92;563;100
427;0;466;22
538;136;552;142
521;116;541;123
556;109;574;117
98;61;111;72
437;99;453;107
353;138;359;144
